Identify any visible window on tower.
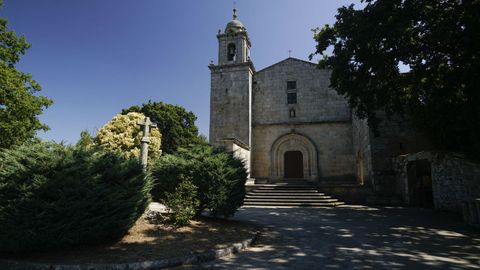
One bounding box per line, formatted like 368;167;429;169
287;92;297;104
287;81;296;90
227;43;236;61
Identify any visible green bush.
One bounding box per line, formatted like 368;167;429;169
151;145;247;218
0;142;151;253
164;177;199;227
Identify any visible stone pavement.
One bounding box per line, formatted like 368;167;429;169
194;206;480;269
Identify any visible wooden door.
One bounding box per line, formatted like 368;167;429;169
284;151;304;178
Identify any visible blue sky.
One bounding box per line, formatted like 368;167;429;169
1;0;361;144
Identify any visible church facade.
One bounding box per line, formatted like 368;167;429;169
209;10;480;213
209;10;367;186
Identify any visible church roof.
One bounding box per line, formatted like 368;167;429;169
257;57;318;73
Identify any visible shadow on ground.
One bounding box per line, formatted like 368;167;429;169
197;206;480;269
1;217;258;265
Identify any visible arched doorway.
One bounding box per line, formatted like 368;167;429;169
270;133;318;181
284;151;304;178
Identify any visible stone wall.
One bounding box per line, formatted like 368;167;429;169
318;184;374;204
368;113;433;196
253;58;350;125
393;152;480;213
352;114;373;186
251;123;355;182
432;154;480;212
209;63;253;147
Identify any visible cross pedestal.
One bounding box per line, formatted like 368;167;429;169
137;116;157;170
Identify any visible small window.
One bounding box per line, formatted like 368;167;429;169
227;43;236;61
287;92;297;104
289;109;296;118
287;81;296;90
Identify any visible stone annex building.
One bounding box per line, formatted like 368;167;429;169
209;10;480;215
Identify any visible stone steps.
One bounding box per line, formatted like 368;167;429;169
246;195;332;199
244;184;344;208
250;191;322;195
244;198;341;203
243;201;345;207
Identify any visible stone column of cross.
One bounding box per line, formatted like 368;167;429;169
137;116;157;170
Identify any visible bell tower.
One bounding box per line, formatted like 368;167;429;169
217;8;251;65
209;8;254;149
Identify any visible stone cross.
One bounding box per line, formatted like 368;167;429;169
137;116;157;170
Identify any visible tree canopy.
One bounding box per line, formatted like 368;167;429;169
122;101;204;154
312;0;480;157
95;112;162;160
0;1;52;148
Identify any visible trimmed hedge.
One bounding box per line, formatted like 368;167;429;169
151;145;247;218
0;142;151;253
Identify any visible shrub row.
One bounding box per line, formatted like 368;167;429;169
151;145;247;224
0;142;151;253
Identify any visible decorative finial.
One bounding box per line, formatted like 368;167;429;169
233;8;237;19
288;49;292;58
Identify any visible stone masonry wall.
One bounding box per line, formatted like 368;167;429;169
210;63;253;147
253;58;350;125
393;152;480;213
352;115;373;186
252;123;356;182
431;154;480;212
369;113;433;195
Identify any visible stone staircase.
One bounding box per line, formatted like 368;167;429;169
243;184;345;207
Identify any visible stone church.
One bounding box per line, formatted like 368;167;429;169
209;9;363;185
209;9;480;214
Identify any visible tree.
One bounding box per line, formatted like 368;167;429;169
122;101;203;154
312;0;480;157
95;112;162;160
76;130;94;149
0;1;52;149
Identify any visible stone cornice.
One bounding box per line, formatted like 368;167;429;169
209;61;256;73
217;31;252;47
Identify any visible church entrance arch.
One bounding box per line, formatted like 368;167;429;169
270;133;318;181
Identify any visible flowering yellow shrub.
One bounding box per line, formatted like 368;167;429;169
95;112;162;160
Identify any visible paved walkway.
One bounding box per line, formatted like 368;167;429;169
197;206;480;269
